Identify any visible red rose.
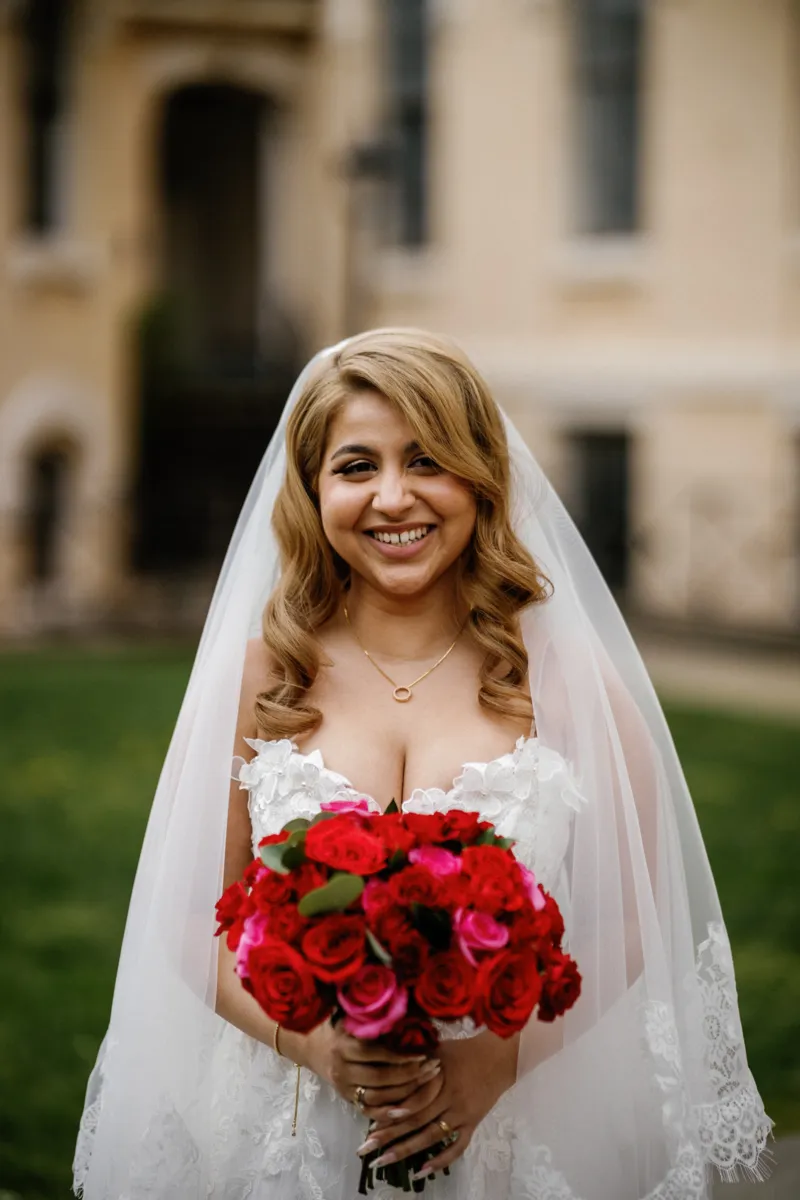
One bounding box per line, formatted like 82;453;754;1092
537;950;582;1022
437;811;492;843
389;864;447;908
461;846;526;914
267;903;308;945
214;881;255;951
414;950;476;1019
382;1016;440;1056
258;831;289;847
253;869;295;907
362;879;394;920
511;891;565;949
246;936;331;1033
292;861;329;898
372;909;430;983
402;812;449;844
373;812;417;856
302;915;366;983
243;858;267;889
475;948;542;1037
304;815;388;875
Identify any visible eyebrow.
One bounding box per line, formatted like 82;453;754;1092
330;440;421;461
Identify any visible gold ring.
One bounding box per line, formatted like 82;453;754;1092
436;1118;459;1145
354;1085;366;1109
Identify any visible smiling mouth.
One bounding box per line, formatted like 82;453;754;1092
364;524;435;546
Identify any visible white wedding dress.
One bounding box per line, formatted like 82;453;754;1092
95;733;769;1200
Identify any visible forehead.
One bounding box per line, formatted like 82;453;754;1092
324;390;416;451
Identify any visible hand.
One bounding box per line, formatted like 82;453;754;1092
286;1020;442;1112
358;1031;518;1179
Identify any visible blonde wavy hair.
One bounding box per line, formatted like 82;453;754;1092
257;328;551;738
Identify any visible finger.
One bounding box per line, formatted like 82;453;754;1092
346;1058;440;1091
363;1072;444;1125
340;1035;430;1066
411;1128;473;1180
363;1095;447;1149
357;1078;435;1110
369;1115;455;1169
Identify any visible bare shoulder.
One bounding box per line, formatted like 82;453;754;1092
237;637;279;735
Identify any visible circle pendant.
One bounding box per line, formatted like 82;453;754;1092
392;685;413;703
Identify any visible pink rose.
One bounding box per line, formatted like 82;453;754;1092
518;864;546;912
408;845;463;877
337;964;408;1039
235;911;270;979
454;907;510;967
320;795;374;816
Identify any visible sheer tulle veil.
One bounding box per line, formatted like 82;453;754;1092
74;331;772;1199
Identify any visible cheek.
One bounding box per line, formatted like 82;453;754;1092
318;480;363;540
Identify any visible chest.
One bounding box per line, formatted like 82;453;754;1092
296;646;530;812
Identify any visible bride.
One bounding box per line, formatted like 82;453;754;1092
74;329;772;1200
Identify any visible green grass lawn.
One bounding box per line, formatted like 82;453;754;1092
0;647;798;1198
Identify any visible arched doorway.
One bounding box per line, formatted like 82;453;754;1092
26;440;74;584
132;82;303;576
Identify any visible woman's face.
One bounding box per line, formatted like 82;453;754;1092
317;391;477;598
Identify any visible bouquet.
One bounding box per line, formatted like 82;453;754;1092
215;797;581;1192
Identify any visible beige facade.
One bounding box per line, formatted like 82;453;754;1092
0;0;799;635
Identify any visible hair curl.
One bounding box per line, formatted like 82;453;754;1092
257;328;551;738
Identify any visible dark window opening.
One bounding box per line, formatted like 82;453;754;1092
568;431;631;595
132;84;304;576
574;0;643;234
22;0;71;233
385;0;429;246
27;445;71;583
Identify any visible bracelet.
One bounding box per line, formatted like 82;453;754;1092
273;1023;301;1136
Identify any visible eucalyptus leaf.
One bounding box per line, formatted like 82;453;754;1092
259;842;290;874
365;928;393;966
298;872;365;917
496;835;516;851
283;843;307;870
282;817;311;834
310;810;339;826
285;828;308;849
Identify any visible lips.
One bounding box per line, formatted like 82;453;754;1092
365;524;434;546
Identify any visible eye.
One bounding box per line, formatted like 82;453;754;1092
332;459;376;477
410;455;441;472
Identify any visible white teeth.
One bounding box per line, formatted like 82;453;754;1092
371;525;431;544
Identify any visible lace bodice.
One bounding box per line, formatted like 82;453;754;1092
237;734;587;895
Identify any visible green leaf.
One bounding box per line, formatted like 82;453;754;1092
285;828;307;849
283;843;307;870
260;841;291;874
495;835;516;851
282;817;311;834
365;928;393;966
298;872;365;917
388;849;407;870
310;810;339;826
384;797;399;815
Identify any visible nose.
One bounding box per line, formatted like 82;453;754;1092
372;467;416;518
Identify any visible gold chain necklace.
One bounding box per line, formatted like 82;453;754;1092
343;603;464;703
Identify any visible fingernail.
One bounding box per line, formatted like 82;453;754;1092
372;1152;396;1168
421;1061;441;1076
357;1137;379;1156
387;1107;411;1119
412;1166;433;1180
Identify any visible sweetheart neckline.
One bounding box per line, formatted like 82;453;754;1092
247;732;540;814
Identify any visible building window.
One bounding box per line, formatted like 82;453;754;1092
385;0;429;246
22;0;71;234
573;0;643;235
567;431;631;595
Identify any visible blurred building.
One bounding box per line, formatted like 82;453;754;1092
0;0;798;636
